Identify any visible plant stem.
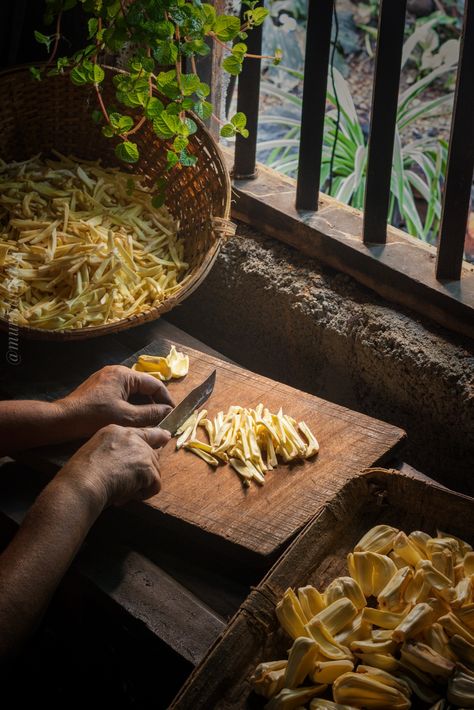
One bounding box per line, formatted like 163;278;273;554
46;11;63;68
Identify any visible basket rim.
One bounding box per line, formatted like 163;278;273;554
0;64;233;340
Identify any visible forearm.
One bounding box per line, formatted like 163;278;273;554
0;473;103;660
0;399;76;456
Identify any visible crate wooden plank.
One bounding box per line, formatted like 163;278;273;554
122;340;405;561
171;469;474;709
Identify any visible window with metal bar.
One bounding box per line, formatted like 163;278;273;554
224;0;474;340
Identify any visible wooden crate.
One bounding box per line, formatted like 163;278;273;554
171;468;474;709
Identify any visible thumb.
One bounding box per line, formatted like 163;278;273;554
127;402;173;427
135;426;171;449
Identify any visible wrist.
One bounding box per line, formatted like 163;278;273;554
53;465;107;518
54;397;90;439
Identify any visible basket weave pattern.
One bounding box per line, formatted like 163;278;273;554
0;66;232;340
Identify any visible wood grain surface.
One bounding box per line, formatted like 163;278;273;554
123;339;406;559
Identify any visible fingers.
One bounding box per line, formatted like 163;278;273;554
125;402;173;427
126;369;175;407
135;426;171;449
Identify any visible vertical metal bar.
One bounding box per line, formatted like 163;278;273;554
436;0;474;281
363;0;407;244
233;1;263;179
295;0;334;211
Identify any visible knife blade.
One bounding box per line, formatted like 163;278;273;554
159;370;216;435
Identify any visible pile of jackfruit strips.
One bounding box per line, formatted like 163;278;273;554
0;153;189;330
175;405;319;487
251;525;474;709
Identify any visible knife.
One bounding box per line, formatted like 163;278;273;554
159;370;216;436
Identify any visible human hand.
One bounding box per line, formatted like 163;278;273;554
56;365;174;439
57;423;171;508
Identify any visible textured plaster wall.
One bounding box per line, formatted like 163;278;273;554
168;224;474;494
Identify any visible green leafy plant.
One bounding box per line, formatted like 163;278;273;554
33;0;276;203
258;39;456;242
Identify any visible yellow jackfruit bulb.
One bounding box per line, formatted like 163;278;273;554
305;618;351;661
335;614;372;647
284;637;319;689
393;531;425;567
332;671;411;709
264;686;327;710
276;588;309;641
451;578;473;609
311;659;354;684
464;551;474;576
439;612;474;644
430;550;455;584
378;566;413;611
325;577;366;610
310;701;358;710
350;638;397;656
298;585;326;621
453;602;474;634
250;660;288;698
348;551;397;598
354;525;399;555
447;666;474;707
416;559;453;592
408;530;432;557
355;665;411;698
449;633;474;667
361;606;410;630
423;623;453;659
351;652;399;673
404;568;431;605
310;598;358;637
400;640;455;681
392;602;436;642
396;669;442;705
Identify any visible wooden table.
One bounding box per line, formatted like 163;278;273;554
0;318;409;703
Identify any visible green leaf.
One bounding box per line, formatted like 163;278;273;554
70;64;89;86
153;40;178;65
34;30;53;52
102;125;115;138
213;15;241;42
245;7;269;26
180;73;200;96
180;149;197;167
183;39;210;57
91;109;103;124
155;177;167;191
173;135;189;152
87;18;98;39
201;4;216;32
145;97;165;119
109;112;134;133
230;112;247;129
153;112;181;139
232;42;247;58
193;100;212;120
196;82;210;98
155;20;175;39
220;123;236;138
183;117;198;135
115;141;140;163
166;150;180;170
91;63;105;83
152;193;166;209
222;55;243;76
30;66;42;82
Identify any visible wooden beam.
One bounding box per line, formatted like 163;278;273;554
221;149;474;341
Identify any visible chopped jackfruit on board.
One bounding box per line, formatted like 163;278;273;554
0;153;189;330
176;404;319;487
250;525;474;709
132;345;189;381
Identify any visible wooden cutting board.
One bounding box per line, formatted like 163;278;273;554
123;339;405;560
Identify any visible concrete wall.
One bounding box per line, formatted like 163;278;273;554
168;224;474;494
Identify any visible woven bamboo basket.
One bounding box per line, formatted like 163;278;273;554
0;66;233;340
